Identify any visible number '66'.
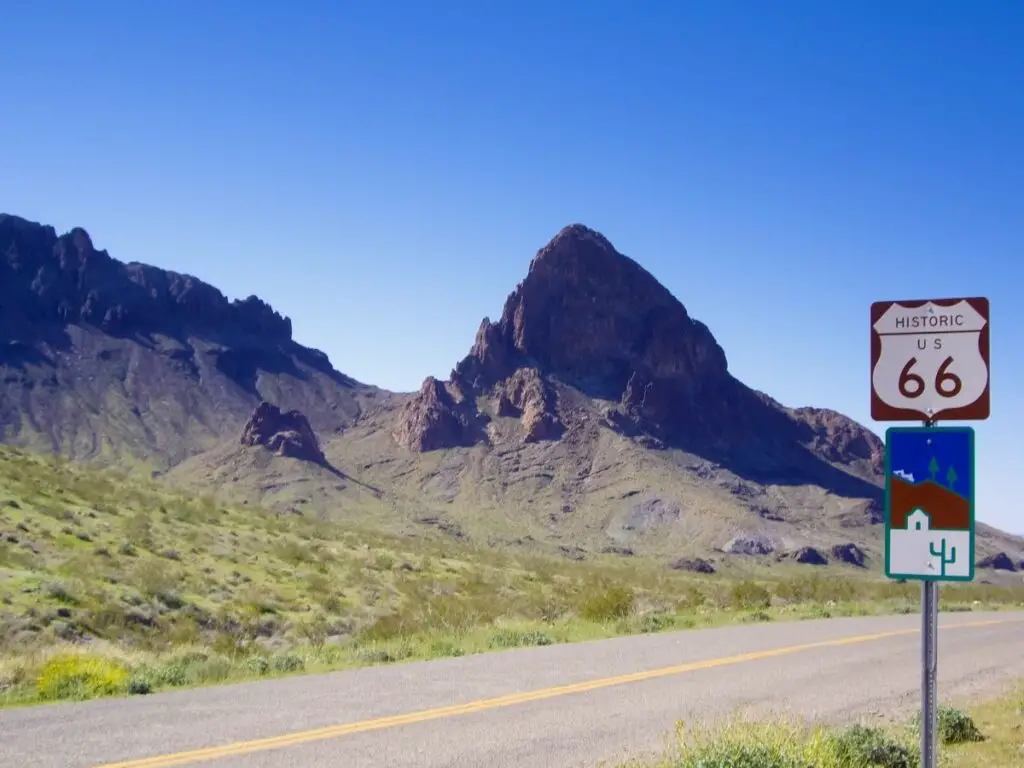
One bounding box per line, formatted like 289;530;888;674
898;356;963;399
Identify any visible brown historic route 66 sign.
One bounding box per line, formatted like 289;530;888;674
870;297;990;422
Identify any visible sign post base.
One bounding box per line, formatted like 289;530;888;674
921;579;938;768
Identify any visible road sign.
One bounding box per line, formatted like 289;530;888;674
870;297;990;422
884;426;975;582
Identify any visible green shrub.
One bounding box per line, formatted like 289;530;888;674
580;586;635;622
908;705;984;745
803;604;832;620
731;580;771;610
668;720;816;768
487;628;553;649
134;650;232;689
664;720;919;768
35;653;129;701
355;645;411;665
673;741;803;768
359;613;419;642
43;581;77;604
126;674;152;695
936;706;984;744
270;653;305;673
638;613;676;634
829;724;918;768
297;615;330;651
427;639;465;658
244;656;270;676
192;655;233;683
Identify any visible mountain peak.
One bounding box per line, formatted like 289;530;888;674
454;225;728;399
531;223;617;265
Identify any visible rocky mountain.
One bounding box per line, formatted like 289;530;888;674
3;215;1021;571
172;224;1017;570
394;225;883;493
0;214;385;467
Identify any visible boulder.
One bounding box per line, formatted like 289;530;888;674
669;557;716;574
723;534;775;556
831;543;867;568
976;552;1017;572
792;546;828;566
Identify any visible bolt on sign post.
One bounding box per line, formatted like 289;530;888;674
870;297;989;768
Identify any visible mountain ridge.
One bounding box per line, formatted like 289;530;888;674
0;213;383;467
2;213;1021;570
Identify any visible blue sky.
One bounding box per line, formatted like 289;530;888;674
3;2;1021;533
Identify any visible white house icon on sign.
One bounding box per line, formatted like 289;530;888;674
888;506;970;579
909;510;929;532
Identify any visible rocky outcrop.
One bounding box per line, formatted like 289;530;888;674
601;545;635;557
837;500;885;528
723;534;776;556
831;543;867;567
790;407;885;478
392;377;481;451
977;552;1017;572
240;402;325;463
669;557;716;574
790;546;828;566
495;368;563;442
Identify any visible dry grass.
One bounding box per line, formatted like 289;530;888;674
1;443;1022;707
940;683;1024;767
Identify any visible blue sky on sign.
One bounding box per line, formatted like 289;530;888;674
2;2;1022;532
888;429;973;502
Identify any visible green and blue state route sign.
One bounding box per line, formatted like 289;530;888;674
884;426;976;582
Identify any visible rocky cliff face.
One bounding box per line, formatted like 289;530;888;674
240;402;326;464
0;215;294;345
394;224;883;494
0;214;375;466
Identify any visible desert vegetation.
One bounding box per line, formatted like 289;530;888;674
615;685;1023;768
1;444;1021;707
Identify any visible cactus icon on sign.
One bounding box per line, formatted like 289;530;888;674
928;538;957;578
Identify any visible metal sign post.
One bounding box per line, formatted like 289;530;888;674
871;297;989;768
921;577;938;768
919;418;940;768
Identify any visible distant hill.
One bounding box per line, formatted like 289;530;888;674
3;214;1023;569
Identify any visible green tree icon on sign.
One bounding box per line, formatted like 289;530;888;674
928;457;939;481
946;465;958;490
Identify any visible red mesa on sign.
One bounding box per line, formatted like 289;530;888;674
870;297;990;422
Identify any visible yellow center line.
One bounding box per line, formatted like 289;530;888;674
95;618;1014;768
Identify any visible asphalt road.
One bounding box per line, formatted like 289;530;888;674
2;611;1022;768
